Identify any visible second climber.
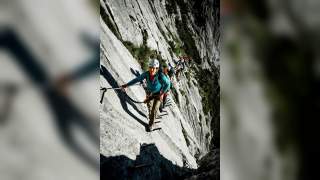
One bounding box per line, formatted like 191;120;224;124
121;58;170;131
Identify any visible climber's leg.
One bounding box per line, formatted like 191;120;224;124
147;98;153;119
159;93;167;112
163;93;168;107
149;98;161;128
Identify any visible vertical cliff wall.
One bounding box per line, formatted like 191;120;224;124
100;0;219;179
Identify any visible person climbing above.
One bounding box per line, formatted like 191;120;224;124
121;59;170;131
178;56;186;70
175;56;188;80
168;63;175;81
173;57;179;66
186;56;193;67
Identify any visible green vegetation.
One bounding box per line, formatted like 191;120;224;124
123;41;151;70
123;29;167;71
165;0;218;120
179;89;186;96
195;67;219;116
164;0;201;63
168;40;185;56
175;16;201;64
165;0;193;57
164;1;219;141
101;6;166;71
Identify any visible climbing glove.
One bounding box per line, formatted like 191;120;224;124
120;84;128;92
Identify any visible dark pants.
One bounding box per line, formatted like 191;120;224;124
160;93;168;111
146;92;161;127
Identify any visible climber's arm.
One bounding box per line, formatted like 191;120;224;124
122;72;147;88
160;74;170;93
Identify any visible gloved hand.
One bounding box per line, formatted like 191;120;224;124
121;84;128;88
120;84;128;91
143;93;152;103
55;74;71;96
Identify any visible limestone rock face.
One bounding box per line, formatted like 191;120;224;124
100;0;219;179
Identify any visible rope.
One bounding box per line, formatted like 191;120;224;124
100;85;146;104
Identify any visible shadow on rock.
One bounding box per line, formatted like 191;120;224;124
100;65;148;130
0;27;99;170
185;149;219;180
101;143;194;180
130;68;141;79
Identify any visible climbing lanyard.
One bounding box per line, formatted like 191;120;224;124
100;85;145;104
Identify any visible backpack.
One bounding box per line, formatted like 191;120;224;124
168;68;175;78
145;70;166;88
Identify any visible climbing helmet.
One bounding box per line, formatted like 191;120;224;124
149;59;160;68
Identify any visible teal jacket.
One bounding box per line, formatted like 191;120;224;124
127;71;170;94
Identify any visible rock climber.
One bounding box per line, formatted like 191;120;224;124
175;56;187;80
168;63;175;81
183;56;192;67
121;59;170;131
159;63;173;113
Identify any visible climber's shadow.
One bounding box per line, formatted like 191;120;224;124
130;68;141;78
130;67;148;92
100;143;194;180
100;65;148;130
0;27;99;170
0;84;19;125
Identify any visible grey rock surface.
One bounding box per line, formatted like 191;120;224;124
0;0;99;179
100;0;220;179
